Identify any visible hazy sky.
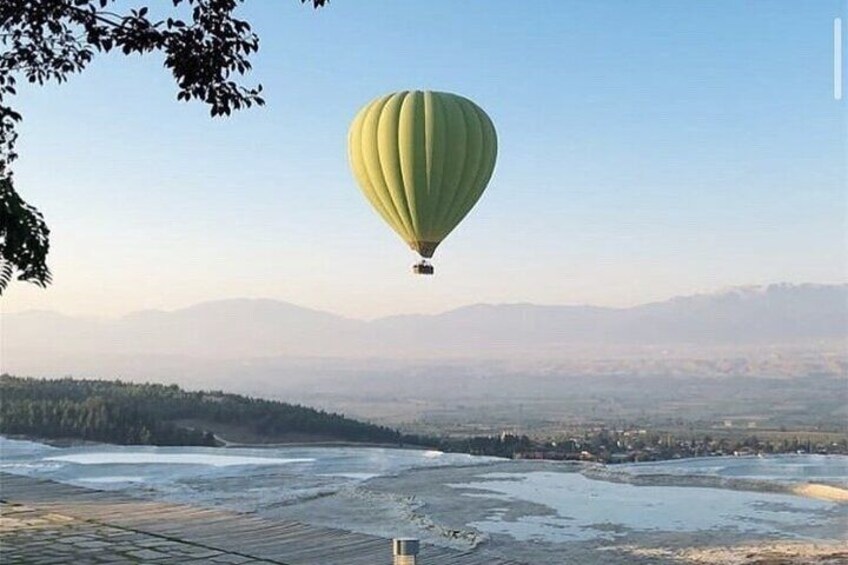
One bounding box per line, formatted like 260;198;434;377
4;1;846;319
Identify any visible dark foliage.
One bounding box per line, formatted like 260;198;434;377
0;375;407;446
0;178;51;291
0;0;326;293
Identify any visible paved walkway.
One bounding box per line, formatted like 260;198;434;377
0;502;280;565
0;473;524;565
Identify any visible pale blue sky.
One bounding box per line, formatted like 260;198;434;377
5;0;846;318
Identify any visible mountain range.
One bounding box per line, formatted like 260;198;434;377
3;284;845;371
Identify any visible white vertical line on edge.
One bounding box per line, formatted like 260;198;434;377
835;18;843;100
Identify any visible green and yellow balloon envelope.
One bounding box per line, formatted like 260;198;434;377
348;91;497;274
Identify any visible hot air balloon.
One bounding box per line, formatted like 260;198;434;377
348;91;497;275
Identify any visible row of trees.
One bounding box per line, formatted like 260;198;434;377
0;375;403;446
1;395;215;445
433;434;534;458
6;376;842;461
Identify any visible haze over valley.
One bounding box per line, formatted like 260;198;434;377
4;283;845;430
6;282;844;361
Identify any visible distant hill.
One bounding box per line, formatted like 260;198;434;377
0;375;404;446
4;284;846;369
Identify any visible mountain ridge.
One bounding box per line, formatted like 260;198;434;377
9;282;845;322
3;284;846;374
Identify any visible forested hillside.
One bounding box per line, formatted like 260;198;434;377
0;375;404;446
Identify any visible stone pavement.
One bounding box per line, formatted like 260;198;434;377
0;473;523;565
0;502;282;564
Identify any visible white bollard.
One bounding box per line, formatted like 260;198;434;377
393;538;419;565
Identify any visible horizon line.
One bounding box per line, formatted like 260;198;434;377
3;280;845;322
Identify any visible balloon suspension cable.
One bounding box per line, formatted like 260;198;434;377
412;260;434;275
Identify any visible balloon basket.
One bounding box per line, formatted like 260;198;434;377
412;261;434;275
